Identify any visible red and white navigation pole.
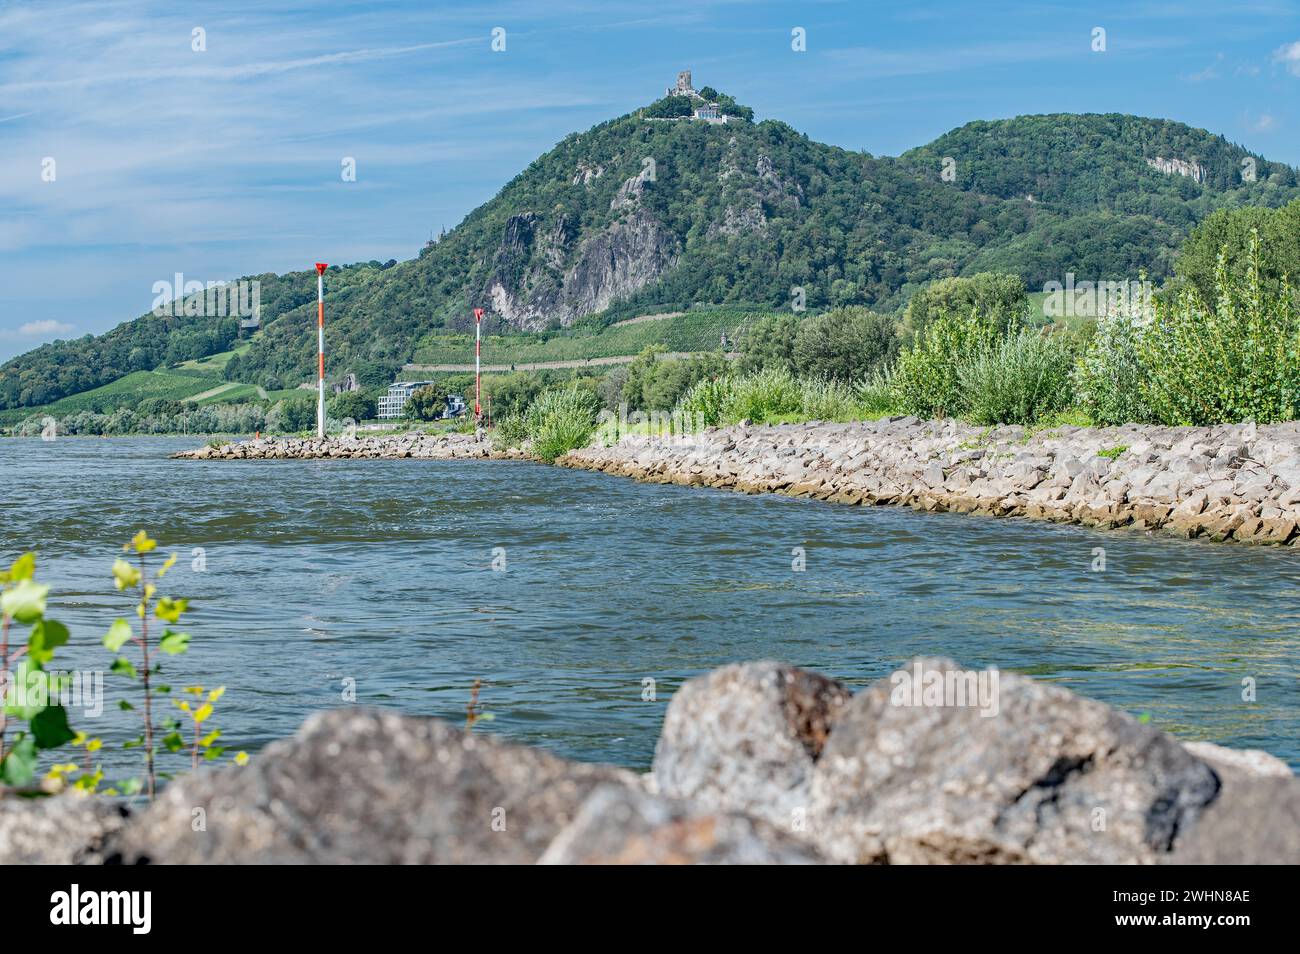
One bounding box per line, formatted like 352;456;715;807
473;307;484;422
315;262;328;439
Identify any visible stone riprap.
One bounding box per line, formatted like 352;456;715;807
173;432;524;461
3;659;1293;865
561;418;1300;545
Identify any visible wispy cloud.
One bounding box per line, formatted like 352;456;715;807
1244;112;1278;132
1183;53;1223;82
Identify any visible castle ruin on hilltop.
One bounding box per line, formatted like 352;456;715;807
655;70;728;124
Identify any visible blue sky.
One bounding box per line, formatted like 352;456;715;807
2;0;1299;361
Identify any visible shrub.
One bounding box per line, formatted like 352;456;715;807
1074;306;1152;426
622;346;728;410
893;309;997;419
1140;234;1300;425
677;374;733;428
797;378;860;421
856;364;901;418
269;396;316;432
956;328;1077;425
521;385;600;462
489;413;527;450
722;367;803;424
793;307;899;382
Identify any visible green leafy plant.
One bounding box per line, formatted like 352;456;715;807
0;553;77;789
102;530;192;800
791;306;899;382
676;374;734;428
721;367;803;424
519;385;600;462
856;364;901;418
956;328;1077;425
796;377;861;422
170;686;247;771
46;732;105;795
1074;302;1153;426
893;309;998;419
489;412;528;450
1139;232;1300;425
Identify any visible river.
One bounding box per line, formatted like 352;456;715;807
3;436;1297;781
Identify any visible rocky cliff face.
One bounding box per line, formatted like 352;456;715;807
482;169;679;331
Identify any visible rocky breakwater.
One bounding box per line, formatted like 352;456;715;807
561;418;1300;545
174;432;528;462
2;659;1295;865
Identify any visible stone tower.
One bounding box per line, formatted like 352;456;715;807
676;70;692;93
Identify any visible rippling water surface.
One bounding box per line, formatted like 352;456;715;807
3;436;1297;775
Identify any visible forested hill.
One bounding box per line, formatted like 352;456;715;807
3;98;1297;411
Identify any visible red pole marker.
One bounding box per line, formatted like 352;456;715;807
473;307;484;419
315;263;328;438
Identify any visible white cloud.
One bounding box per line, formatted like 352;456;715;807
1275;40;1300;76
3;319;76;339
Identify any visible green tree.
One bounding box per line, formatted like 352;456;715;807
329;391;374;422
738;313;801;374
1141;232;1300;425
1175;199;1300;302
904;273;1029;335
893;309;998;418
274;396;317;432
406;383;449;420
793;307;899;382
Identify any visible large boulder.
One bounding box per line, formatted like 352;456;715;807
0;795;129;864
809;657;1220;864
652;661;851;831
538;784;823;864
1165;740;1298;864
1181;740;1293;779
112;708;638;864
1165;776;1300;864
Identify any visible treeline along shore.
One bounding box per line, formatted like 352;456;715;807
180;416;1300;546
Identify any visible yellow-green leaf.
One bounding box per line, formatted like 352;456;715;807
157;553;178;578
234;751;250;766
1;579;49;623
5;552;36;583
193;702;213;724
155;596;188;623
208;686;225;703
158;629;190;655
111;559;140;592
103;618;132;652
128;530;157;554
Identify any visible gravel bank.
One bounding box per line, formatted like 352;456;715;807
173;432;526;461
561;417;1300;545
